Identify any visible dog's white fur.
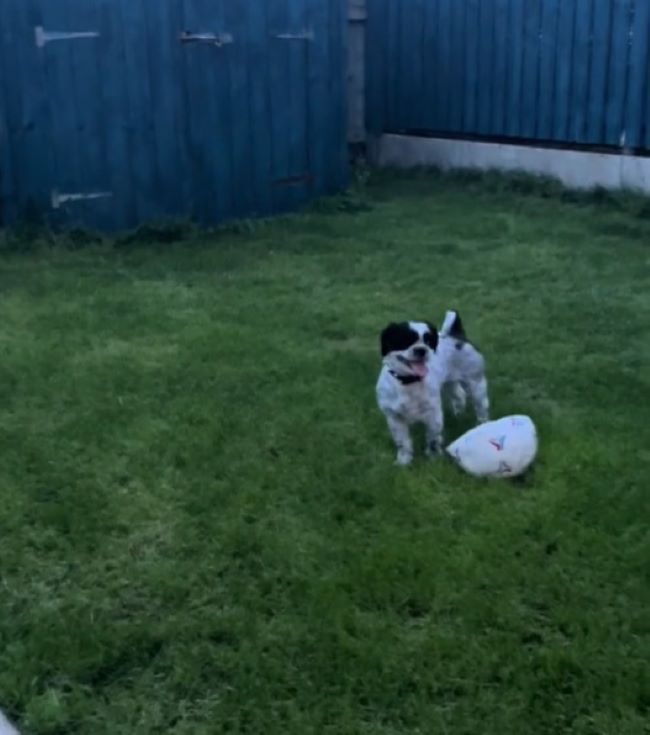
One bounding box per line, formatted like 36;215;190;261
376;311;489;465
0;710;18;735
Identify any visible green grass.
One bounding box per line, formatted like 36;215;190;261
1;171;649;734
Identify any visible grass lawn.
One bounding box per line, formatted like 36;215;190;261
0;171;648;734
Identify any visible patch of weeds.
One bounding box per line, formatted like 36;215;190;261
309;190;373;215
596;219;650;241
0;225;105;254
64;228;105;249
371;165;650;219
0;225;52;254
308;158;373;215
217;217;275;235
115;220;198;248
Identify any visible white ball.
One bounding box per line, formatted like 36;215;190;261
446;415;538;478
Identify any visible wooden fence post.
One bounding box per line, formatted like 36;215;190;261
348;0;366;145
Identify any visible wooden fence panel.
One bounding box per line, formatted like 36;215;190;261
368;0;650;153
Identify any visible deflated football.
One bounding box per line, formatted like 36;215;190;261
446;415;538;478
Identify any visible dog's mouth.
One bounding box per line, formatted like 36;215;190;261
397;355;428;378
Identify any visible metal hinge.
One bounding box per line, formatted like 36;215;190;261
274;29;314;41
51;190;112;209
179;31;233;47
35;26;99;48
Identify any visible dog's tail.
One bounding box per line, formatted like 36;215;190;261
440;310;467;340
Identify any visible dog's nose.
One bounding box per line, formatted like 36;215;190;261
413;346;427;359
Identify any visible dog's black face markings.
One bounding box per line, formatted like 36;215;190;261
380;322;439;356
424;323;439;352
380;322;419;356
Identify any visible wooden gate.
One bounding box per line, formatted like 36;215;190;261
0;0;347;230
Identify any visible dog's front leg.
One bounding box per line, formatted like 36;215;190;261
424;403;444;458
386;414;413;466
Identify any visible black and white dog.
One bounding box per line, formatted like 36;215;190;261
376;311;489;465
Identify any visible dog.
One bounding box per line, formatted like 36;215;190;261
376;310;489;465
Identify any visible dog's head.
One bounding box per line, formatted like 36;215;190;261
380;321;439;379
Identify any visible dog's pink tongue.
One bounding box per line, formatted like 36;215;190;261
412;362;427;378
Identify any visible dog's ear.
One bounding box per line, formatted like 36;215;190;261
425;323;439;352
380;323;400;356
441;310;467;340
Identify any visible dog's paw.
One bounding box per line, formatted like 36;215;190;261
395;450;413;466
425;441;443;459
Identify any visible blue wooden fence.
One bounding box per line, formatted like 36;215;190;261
367;0;650;152
0;0;347;231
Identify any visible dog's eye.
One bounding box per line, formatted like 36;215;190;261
423;331;438;350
